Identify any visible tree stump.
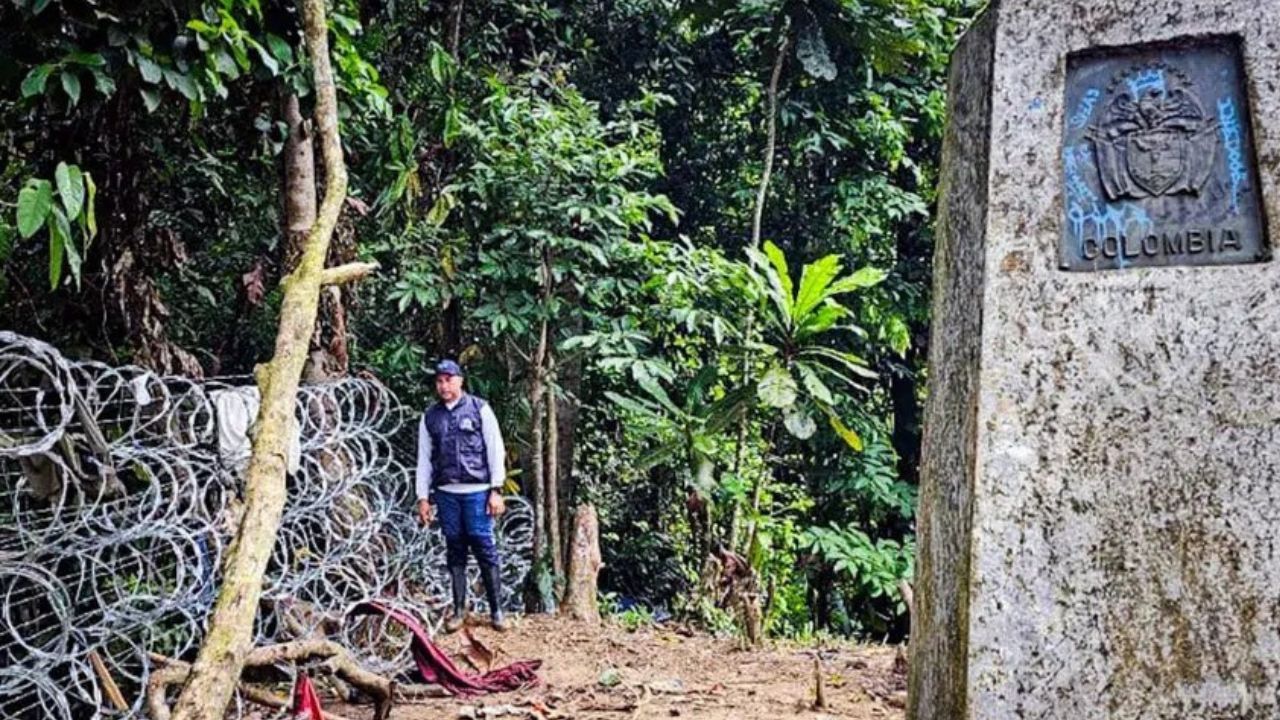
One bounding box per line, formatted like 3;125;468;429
560;504;602;623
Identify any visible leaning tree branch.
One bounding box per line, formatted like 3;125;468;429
167;0;370;717
319;261;380;287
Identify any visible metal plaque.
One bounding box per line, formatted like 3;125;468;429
1060;36;1268;271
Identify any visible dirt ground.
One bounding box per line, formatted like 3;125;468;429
329;614;908;720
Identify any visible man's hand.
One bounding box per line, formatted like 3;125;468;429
417;498;433;526
487;491;506;517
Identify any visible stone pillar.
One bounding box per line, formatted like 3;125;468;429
910;1;1280;718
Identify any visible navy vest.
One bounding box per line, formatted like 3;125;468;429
425;394;490;484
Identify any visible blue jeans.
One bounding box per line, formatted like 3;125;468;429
436;490;500;570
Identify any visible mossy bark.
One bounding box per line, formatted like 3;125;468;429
167;1;373;717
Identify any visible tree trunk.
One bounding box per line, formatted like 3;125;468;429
168;3;376;717
728;31;790;554
281;91;316;273
523;317;550;613
750;32;790;251
545;349;563;581
282;88;352;382
560;504;601;623
554;331;582;558
437;0;467;356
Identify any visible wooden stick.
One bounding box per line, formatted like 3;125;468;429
88;650;129;711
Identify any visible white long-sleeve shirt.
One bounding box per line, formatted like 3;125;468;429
415;396;506;500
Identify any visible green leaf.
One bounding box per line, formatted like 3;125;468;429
885;315;911;356
762;240;792;303
796;302;849;340
55;163;85;219
32;0;53;15
784;406;817;440
603;391;663;421
66;52;106;67
429;45;454;86
793;254;842;322
17;180;53;238
248;38;279;75
140;87;161;112
47;211;66;289
135;54;163;84
90;68;116;96
185;19;217;35
443;104;462;147
60;72;81;106
211;48;239;78
21;65;54;98
49;208;81;289
83;172;97;241
164;69;200;100
425;191;457;227
637;375;682;415
0;224;13;263
828;266;888;294
265;33;294;66
757;366;798;408
797;363;834;405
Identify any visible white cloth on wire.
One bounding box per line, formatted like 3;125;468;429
210;386;301;476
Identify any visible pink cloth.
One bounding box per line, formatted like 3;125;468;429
351;600;541;697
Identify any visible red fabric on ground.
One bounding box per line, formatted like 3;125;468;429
291;672;325;719
351;600;542;697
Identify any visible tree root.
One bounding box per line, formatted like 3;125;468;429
146;640;394;720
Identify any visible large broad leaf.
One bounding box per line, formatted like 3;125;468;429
636;374;682;416
784;406;817;440
17;180;53;238
758;366;798;408
47;212;65;289
603;391;665;422
745;245;792;328
826;411;864;452
21;65;53;98
793;254;842;323
60;72;82;106
801;346;878;380
135;54;163;84
796;301;848;340
55;163;85;219
636;439;684;470
797;363;834;405
828;266;888;294
49;208;81;289
762;240;793;310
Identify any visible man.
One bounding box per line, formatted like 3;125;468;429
416;359;508;632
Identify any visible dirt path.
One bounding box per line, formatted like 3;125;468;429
329;614;908;720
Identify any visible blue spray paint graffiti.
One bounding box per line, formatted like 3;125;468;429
1069;88;1101;129
1217;97;1247;213
1063;143;1153;267
1125;68;1166;97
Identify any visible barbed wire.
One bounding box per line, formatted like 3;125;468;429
0;332;533;719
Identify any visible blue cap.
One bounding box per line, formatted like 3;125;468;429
435;359;464;377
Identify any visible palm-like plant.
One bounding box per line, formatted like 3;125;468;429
743;240;884;450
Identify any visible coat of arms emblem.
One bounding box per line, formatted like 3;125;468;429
1087;63;1218;200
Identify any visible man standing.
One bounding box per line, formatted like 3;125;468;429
416;360;508;632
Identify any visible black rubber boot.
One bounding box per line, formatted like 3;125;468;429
481;564;507;631
446;566;467;632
